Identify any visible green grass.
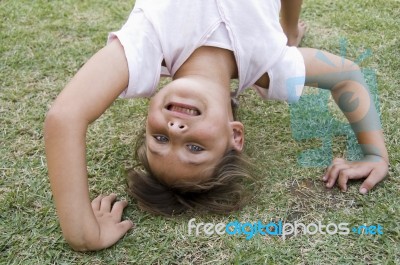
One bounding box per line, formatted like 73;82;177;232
1;0;399;264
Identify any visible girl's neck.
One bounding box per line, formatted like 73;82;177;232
173;46;238;88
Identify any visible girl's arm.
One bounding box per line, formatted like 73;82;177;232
280;0;304;46
298;48;389;194
45;39;133;251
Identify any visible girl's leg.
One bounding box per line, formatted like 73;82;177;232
280;0;307;47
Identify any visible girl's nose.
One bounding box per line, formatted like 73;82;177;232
168;121;188;132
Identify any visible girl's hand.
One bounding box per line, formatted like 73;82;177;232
89;194;134;250
322;157;389;194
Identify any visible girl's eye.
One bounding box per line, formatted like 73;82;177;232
154;135;169;143
187;144;204;152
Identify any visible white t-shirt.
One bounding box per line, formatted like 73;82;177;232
108;0;305;102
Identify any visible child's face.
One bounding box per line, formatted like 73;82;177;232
145;78;243;185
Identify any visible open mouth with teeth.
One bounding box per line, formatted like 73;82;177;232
166;103;201;116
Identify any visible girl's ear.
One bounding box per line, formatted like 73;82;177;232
230;121;244;152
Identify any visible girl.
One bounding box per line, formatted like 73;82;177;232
45;0;388;251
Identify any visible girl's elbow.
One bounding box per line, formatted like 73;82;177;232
343;60;364;83
331;62;366;92
64;234;91;252
44;103;88;139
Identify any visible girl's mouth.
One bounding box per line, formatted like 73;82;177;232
166;103;201;116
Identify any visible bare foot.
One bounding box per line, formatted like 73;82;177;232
286;21;307;47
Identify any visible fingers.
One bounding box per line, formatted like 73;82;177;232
360;169;386;194
337;170;349;192
89;194;134;250
118;220;135;231
323;161;350;188
91;194;116;212
91;194;128;215
111;200;129;217
322;158;346;181
336;167;371;192
321;158;387;194
109;220;134;246
100;194;117;212
324;164;371;190
91;195;104;211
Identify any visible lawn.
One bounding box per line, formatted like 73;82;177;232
1;0;399;264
